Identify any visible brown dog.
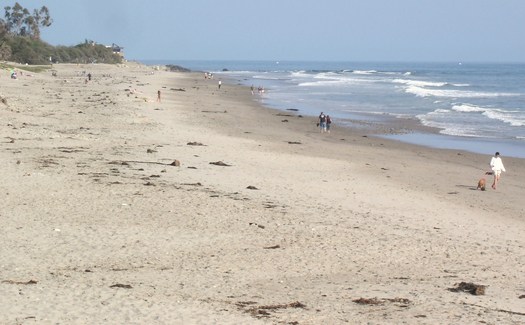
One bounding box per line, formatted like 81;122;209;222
477;178;486;191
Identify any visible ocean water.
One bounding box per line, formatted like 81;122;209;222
145;60;525;158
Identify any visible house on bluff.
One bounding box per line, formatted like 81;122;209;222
107;43;124;58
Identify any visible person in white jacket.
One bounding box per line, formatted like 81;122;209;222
490;152;506;190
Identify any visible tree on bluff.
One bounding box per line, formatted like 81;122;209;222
0;2;121;64
3;2;52;39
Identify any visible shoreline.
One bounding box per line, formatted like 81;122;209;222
1;63;524;324
220;71;525;159
168;60;525;159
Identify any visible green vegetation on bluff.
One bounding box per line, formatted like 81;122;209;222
0;2;122;65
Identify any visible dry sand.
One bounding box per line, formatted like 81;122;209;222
1;62;524;324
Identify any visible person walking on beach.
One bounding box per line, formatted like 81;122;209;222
326;115;332;133
490;152;506;190
318;112;327;133
218;79;222;90
157;90;161;102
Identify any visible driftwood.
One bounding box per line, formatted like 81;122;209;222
109;283;132;289
353;297;411;306
249;222;265;229
182;182;202;186
236;301;306;319
108;160;180;166
2;279;37;285
210;161;231;166
449;282;486;295
202;110;227;113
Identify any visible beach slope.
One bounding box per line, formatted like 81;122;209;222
1;63;524;324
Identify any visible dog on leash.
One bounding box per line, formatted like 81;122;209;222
477;178;486;191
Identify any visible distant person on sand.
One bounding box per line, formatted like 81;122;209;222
87;73;92;81
490;152;506;190
318;112;327;133
218;79;222;89
157;90;161;102
326;115;332;133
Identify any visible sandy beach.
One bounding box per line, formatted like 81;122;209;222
1;62;524;324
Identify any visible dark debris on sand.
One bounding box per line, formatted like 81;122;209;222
352;297;411;306
448;282;486;295
236;301;306;319
210;161;231;166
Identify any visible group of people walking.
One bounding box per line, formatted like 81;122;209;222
318;112;332;133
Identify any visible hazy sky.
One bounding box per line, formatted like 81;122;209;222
10;0;525;62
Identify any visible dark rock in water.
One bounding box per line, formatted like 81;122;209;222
222;68;229;71
165;64;191;72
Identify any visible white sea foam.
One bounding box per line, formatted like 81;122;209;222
393;79;447;87
352;70;377;75
451;104;485;112
297;74;377;87
298;80;339;87
406;86;516;98
439;129;490;138
298;79;366;87
451;104;525;126
314;72;341;79
429;108;451;114
417;113;486;137
482;110;525;127
290;71;309;78
394;78;470;88
252;75;289;80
